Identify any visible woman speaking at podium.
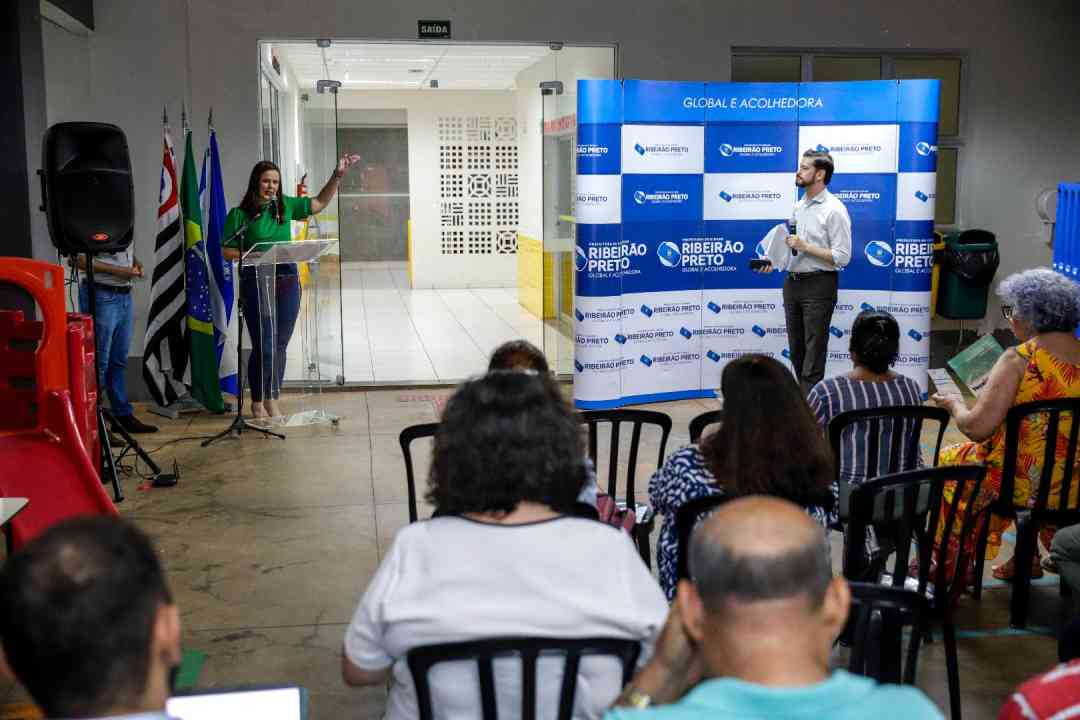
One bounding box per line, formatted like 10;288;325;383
222;155;359;419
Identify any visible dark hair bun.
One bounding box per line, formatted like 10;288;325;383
849;311;900;374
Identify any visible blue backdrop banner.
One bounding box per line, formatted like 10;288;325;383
574;79;939;409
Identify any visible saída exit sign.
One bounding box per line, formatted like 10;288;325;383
418;20;451;39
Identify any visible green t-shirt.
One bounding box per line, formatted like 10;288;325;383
222;195;313;252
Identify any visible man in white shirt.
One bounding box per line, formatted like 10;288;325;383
76;247;158;433
759;150;853;392
0;516;182;720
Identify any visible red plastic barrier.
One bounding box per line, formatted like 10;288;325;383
0;390;117;549
0;310;44;431
0;259;68;407
66;313;99;462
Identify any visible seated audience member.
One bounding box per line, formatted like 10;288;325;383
933;268;1080;583
606;496;942;720
487;339;611;518
808;309;924;571
0;516;181;720
649;354;835;600
342;371;668;718
808;309;924;495
488;338;551;374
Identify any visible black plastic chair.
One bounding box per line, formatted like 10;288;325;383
399;423;439;523
845;582;929;686
688;409;723;445
674;494;730;581
828;405;950;523
972;398;1080;627
578;409;672;567
406;636;641;720
843;464;987;720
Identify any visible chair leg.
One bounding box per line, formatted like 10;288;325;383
637;529;652;570
942;617;962;720
1010;512;1036;629
972;512;991;600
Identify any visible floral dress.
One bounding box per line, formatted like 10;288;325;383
648;445;834;601
938;338;1080;571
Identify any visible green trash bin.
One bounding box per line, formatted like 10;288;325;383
936;230;1000;320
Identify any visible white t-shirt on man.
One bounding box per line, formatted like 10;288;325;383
344;515;668;720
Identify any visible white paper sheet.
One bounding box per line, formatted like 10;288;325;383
760;223;792;271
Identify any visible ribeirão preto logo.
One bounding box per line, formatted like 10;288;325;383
915;141;938;156
575;245;589;272
817;142;882;154
634;142;690;157
634;190;690;205
864;240;895;268
718;142;783;158
718;189;782;203
657;242;682;268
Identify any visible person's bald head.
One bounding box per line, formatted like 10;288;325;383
689;496;833;614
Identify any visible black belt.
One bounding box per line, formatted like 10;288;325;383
788;270;837;281
91;283;132;294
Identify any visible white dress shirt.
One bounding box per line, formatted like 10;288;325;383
789;188;853;273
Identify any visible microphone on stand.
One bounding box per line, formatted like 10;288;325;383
268;197;280;223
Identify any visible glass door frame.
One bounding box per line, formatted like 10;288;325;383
258;38;618;385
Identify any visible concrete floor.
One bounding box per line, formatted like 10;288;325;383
1;389;1066;718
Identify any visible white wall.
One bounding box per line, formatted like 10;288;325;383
49;0;1080;355
41;18;91;126
337;89;518;288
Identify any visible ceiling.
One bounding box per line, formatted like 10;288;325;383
271;42;552;91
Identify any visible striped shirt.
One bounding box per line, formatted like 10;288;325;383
999;659;1080;719
808;374;925;490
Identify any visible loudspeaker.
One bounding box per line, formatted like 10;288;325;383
40;122;134;256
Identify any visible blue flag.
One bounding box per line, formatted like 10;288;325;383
201;129;238;395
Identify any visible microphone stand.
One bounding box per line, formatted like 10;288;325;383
203;206;286;446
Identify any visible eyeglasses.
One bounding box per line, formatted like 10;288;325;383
1001;304;1014;321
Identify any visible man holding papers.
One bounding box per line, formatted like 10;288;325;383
757;150;853;392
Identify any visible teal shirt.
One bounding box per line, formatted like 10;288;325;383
605;671;943;720
222;195;312;252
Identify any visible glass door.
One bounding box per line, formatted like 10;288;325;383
541;46;618;377
291;78;345;388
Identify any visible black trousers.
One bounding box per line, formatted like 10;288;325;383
782;271;839;393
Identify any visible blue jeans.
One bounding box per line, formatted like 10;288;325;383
78;282;134;417
240;263;301;402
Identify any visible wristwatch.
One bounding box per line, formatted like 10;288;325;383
621;687;653;709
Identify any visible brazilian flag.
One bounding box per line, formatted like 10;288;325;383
180;130;224;413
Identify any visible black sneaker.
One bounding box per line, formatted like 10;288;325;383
113;414;159;434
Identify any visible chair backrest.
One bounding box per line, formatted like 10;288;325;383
846;582;929;686
399;422;439;523
406;636;641;720
999;398;1080;519
675;493;730;581
828;405;949;521
843;465;987;605
578;410;672;506
688;409;723;445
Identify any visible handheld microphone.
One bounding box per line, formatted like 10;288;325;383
268;197;280;222
789;219;798;256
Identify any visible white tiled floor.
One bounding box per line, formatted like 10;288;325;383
287;261;574;384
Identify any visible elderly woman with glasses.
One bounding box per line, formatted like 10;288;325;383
932;268;1080;583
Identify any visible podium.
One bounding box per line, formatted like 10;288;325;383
242;239;342;428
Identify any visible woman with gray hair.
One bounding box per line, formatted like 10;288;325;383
931;268;1080;583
